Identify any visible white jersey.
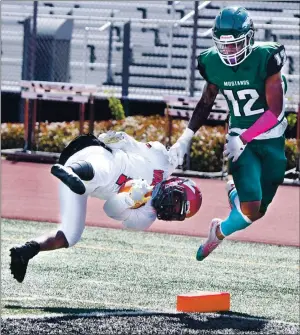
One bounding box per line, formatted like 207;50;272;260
60;132;177;246
65;136;174;200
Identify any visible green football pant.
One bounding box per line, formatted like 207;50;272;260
229;136;287;214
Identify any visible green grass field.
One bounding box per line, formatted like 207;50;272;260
1;219;299;334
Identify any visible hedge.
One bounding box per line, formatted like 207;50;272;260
1;116;298;172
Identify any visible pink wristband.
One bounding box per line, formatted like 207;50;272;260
240;110;278;143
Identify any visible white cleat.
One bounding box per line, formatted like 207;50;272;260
196;218;223;261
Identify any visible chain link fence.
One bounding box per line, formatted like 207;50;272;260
1;1;299;108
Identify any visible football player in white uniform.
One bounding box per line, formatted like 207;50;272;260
10;131;202;283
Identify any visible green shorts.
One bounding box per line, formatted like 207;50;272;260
229;136;287;213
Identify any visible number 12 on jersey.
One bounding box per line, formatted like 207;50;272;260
223;89;264;117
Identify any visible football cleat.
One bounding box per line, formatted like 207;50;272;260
196;218;223;261
51;164;86;195
10;241;40;283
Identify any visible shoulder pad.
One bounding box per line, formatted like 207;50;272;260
197;47;218;83
266;44;287;77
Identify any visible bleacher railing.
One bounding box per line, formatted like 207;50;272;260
2;1;299;108
1;1;299;183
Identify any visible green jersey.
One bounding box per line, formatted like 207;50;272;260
197;42;287;134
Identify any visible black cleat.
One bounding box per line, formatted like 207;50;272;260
51;164;86;195
10;241;40;283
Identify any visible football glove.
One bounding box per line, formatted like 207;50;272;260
129;179;153;202
98;131;144;153
98;130;126;147
223;134;246;162
168;128;194;167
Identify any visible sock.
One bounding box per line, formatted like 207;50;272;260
220;193;252;237
229;188;238;209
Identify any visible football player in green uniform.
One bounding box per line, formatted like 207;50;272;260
169;6;288;261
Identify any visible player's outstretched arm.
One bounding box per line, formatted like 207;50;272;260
168;82;219;166
188;82;220;133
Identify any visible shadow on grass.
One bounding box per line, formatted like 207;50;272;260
4;305;269;333
178;311;268;333
5;306;298;335
5;305;117;315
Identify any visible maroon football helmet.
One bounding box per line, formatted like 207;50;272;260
151;177;202;221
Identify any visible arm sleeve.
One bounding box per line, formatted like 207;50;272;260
103;194;157;231
266;44;287;77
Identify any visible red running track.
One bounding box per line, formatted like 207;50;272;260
1;160;299;247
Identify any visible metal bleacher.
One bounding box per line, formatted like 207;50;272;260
1;1;299;107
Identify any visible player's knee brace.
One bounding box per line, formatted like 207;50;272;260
220;207;252;237
68;161;94;181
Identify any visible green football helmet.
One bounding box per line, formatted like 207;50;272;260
212;6;254;66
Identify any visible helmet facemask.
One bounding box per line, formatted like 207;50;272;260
213;30;254;66
151;179;188;221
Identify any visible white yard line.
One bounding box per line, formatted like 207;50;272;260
2;295;164;311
